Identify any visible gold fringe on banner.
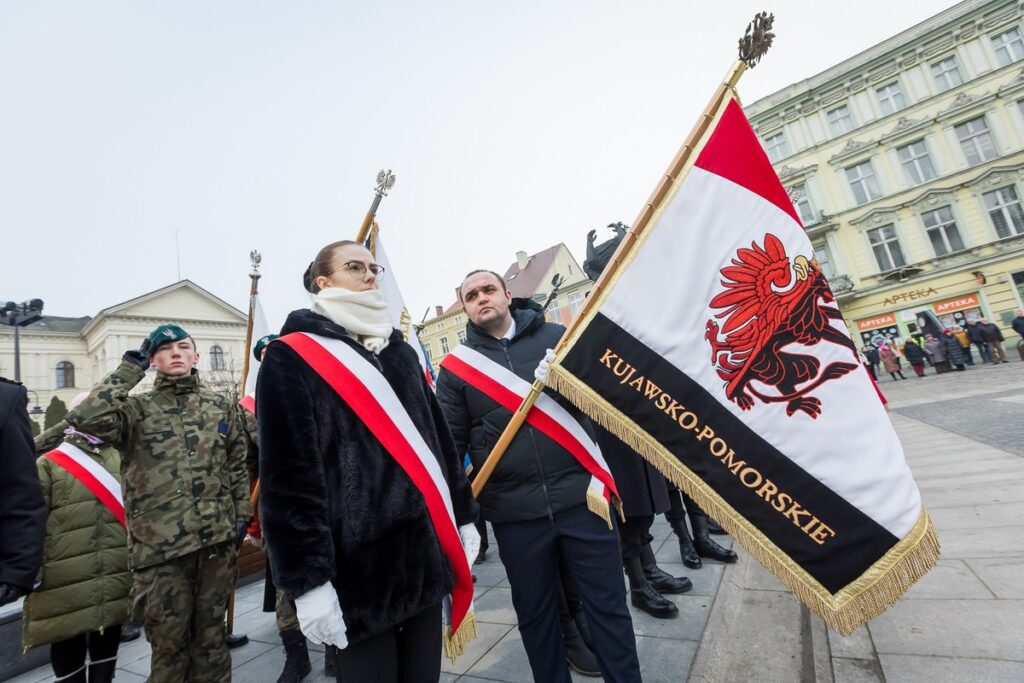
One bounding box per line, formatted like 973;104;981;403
547;364;940;635
442;612;478;662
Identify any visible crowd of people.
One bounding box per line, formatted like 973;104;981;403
860;313;1021;382
1;239;745;683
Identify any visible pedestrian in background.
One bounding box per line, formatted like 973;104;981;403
979;318;1008;364
880;343;905;380
923;333;949;374
952;325;973;365
860;346;878;380
25;393;130;683
966;320;990;364
902;337;927;378
942;330;967;372
66;325;252;683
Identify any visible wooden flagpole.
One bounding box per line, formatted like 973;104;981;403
471;12;775;498
228;250;263;637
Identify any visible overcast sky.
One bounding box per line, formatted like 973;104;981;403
1;1;959;329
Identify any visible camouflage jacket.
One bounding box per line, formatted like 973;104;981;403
66;362;252;569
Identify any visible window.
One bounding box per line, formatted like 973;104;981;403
955;117;997;165
845;161;881;205
827;105;855;136
931;57;963;92
439;336;450;355
569;292;584;316
812;244;834;279
791;183;817;226
209;345;226;371
56;361;75;389
897;140;937;185
763;131;790;162
457;330;467;343
991;28;1024;66
867;224;906;271
548;306;563;325
983;186;1024;238
875;82;905;116
921;206;965;256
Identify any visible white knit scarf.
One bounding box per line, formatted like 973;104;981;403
312;287;392;354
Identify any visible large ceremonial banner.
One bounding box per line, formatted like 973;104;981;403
239;291;271;413
547;95;939;633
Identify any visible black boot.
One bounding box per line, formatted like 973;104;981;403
225;632;249;648
706;518;727;535
119;619;141;642
691;512;738;563
277;629;312;683
670;517;702;569
324;644;337;678
87;659;117;683
639;544;692;594
625;556;678;618
560;609;600;677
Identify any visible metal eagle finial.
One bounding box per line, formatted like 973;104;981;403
375;169;397;197
738;12;775;68
249;250;262;275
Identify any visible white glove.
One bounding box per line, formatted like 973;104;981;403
294;582;348;649
534;348;556;384
244;534;263;549
459;523;481;568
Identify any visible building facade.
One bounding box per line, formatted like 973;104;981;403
419;243;592;370
0;280;250;425
746;0;1024;347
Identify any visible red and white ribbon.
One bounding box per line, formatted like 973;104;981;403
43;442;125;527
440;344;620;525
276;332;476;658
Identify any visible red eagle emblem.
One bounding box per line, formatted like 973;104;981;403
705;234;858;418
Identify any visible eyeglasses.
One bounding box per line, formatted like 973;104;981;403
330;261;385;280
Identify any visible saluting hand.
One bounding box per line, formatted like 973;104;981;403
122;339;154;370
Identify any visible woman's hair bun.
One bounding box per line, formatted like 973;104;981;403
302;261;315;293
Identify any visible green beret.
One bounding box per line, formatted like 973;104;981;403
147;324;191;353
253;334;279;361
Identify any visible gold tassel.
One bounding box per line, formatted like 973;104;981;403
547;364;941;635
586;489;613;529
443;612;478;662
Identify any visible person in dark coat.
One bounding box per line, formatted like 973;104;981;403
1013;310;1024;341
0;377;47;608
979;318;1008;363
596;424;690;620
923;333;949;374
902;338;927;377
942;330;966;371
966;320;990;363
258;240;479;683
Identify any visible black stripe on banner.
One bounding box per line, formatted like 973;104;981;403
562;313;899;594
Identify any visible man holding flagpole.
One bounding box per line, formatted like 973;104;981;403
436;270;641;683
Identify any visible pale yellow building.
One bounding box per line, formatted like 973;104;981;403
419;243;591;370
746;0;1024;349
0;280;249;426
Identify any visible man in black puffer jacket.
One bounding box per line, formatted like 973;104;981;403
436;270;641;683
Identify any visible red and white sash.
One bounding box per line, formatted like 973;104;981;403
439;344;622;527
42;443;126;527
275;332;476;660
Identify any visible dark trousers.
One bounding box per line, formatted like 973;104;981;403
619;514;655;561
492;504;641;683
476;515;489;553
334;603;442;683
962;345;974;365
51;626;122;679
974;341;991;363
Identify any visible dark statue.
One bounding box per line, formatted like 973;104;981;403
583;222;628;280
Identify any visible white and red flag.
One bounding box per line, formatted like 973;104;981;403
546;96;939;633
365;227;436;386
239;292;271;414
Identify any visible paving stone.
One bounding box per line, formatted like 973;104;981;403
470;559;508;588
472;586;518;625
441;622;517;677
928;502;1024;531
462;627;535;683
652;560;724;598
828;625;875;660
634;634;699;683
878;654;1024;683
920;482;1024;508
833;656;885;682
964;557;1024;599
901;558;994;600
928;525;1024;559
627;593;711;641
869;599;1024;660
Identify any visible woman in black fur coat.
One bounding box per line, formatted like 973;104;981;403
257;240;479;683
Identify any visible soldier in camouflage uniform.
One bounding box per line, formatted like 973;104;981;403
66;323;252;683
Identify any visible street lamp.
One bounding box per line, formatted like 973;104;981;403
1;299;44;382
25;389;44;417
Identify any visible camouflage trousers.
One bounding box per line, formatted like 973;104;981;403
131;542;236;683
275;589;299;634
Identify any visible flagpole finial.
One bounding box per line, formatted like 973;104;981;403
249;250;262;277
738;12;775;68
375;169;397;197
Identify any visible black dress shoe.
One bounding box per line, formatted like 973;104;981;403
706;518;727;535
625;557;678;619
119;620;142;642
640;544;692;594
225;633;249;649
474;547;488;565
